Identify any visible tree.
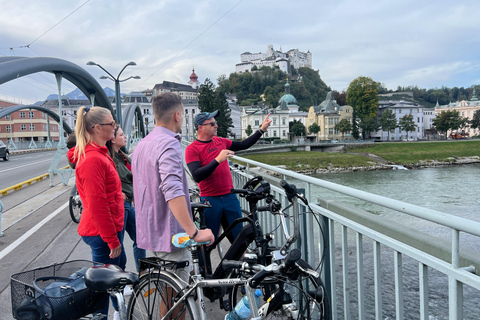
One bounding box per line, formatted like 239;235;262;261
398;114;417;140
471;110;480;132
333;90;347;106
245;124;253;136
263;86;278;108
198;78;233;138
346;76;379;139
308;122;320;135
379;109;398;141
289;120;306;137
335;118;352;139
358;117;379;139
432;110;463;138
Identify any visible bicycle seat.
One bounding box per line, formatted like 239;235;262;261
84;264;139;291
191;202;211;209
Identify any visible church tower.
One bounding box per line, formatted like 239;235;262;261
188;67;199;89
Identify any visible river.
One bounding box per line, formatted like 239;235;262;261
293;164;480;319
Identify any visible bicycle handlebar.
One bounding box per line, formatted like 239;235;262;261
280;180;308;205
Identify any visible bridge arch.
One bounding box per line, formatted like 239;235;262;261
0;56;114;116
122;103;146;152
0;105;73;135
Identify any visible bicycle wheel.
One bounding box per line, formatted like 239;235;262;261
69;185;82;223
127;271;198;320
230;260;330;320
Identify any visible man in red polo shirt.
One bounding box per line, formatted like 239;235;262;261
185;110;272;242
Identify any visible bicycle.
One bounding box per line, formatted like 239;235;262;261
187;176;330;319
11;260;139;320
69;183;83;223
127;233;329;320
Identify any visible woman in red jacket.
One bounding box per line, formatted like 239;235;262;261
68;106;125;318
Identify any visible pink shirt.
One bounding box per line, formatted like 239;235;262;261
131;126;192;252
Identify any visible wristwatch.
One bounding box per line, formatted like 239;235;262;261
259;129;265;134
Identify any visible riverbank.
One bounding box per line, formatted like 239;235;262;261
237;140;480;175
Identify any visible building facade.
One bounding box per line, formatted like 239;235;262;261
372;99;424;141
306;92;353;141
434;92;480;136
0;99;60;145
236;45;312;74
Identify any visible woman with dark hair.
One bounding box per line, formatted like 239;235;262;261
67;106;125;319
106;126;146;273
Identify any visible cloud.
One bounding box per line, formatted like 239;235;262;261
1;0;480;104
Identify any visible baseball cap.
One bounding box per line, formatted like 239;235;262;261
194;110;219;129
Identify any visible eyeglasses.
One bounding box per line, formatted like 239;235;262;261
93;121;116;129
200;121;217;127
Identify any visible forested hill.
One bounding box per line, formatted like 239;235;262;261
217;66;331;112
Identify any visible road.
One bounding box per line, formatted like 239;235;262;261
0;150;69;190
0;152;225;320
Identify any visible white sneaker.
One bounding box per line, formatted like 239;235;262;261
113;311;120;320
123;285;133;296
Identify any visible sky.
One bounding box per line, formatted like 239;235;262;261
1;0;479;105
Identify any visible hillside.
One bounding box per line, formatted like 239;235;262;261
218;66;330;111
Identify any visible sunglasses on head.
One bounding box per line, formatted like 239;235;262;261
200;121;217;127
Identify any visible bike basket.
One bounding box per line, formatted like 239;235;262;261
11;260;109;320
139;257;189;273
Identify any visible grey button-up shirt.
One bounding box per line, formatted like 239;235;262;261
132;126;192;252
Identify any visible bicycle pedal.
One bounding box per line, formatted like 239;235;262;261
221;298;232;311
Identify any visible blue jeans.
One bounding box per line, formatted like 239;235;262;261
120;201;146;272
200;193;243;242
82;232;126;317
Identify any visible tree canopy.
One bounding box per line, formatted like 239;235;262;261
347;76;379;139
379;109;397;140
398;114;417;140
217;66;330;111
198;78;233;138
289;120;306;137
432;110;463;137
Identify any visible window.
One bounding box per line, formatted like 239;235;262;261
334;118;339;124
43;124;46;130
273;118;277;125
6;125;10;132
29;111;34;118
346;108;350;113
30;124;35;130
5;114;10;120
185;109;188;114
329;128;333;134
399;109;402;114
282;130;286;137
255;120;259;126
273;130;277;137
21;124;27;131
328;118;334;125
418;117;420;123
282;118;286;125
20;112;26;118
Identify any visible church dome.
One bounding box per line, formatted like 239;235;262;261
278;94;298;106
189;68;198;82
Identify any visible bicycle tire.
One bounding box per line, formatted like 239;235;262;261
127;271;198;320
229;259;330;320
69;185;82;223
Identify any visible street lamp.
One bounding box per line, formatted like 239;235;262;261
86;61;140;128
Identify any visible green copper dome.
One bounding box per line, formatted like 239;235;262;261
278;94;298;106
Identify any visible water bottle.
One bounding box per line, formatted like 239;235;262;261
225;289;262;320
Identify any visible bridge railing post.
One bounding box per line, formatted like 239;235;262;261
0;199;4;237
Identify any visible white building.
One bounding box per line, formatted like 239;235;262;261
236;45;312;74
372;99;424;141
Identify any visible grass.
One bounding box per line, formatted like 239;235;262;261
235;151;375;170
349;140;480;164
233;140;480;170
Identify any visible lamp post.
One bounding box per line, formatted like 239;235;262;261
86;61;140;128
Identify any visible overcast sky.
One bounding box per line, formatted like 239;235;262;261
1;0;479;104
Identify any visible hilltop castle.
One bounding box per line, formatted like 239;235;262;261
235;45;312;74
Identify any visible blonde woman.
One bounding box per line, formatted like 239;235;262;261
67;106;125;319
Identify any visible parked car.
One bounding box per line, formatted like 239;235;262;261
0;141;9;161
